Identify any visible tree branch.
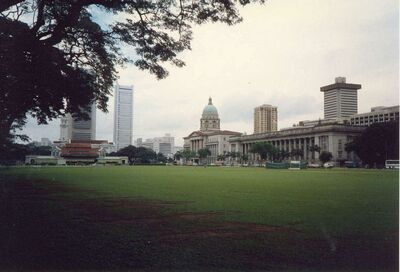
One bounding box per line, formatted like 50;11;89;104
0;0;24;13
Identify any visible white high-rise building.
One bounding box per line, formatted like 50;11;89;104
59;102;96;141
320;77;362;120
113;84;134;151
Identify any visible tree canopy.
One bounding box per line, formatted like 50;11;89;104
249;142;278;162
345;121;399;166
0;0;264;148
319;151;332;164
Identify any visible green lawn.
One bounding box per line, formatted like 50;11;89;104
0;166;398;271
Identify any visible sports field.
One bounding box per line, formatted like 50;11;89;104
0;166;398;271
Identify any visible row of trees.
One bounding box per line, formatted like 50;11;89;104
172;144;331;166
109;145;168;165
248;142;321;162
0;143;52;165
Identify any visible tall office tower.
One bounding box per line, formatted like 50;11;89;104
60;117;69;141
69;102;97;141
254;104;278;133
59;103;96;141
113;83;134;151
320;77;362;120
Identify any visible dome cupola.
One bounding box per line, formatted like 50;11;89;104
202;97;219;117
200;97;220;131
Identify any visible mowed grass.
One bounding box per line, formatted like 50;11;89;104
5;166;398;236
1;166;398;270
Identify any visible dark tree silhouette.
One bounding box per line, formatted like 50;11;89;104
0;0;264;149
198;148;211;165
345;121;399;166
319;151;332;164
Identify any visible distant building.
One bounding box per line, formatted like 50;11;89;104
40;138;52;146
254;104;278;133
51;140;117;164
60;117;69;141
184;97;242;163
141;134;175;157
59;102;97;141
70;103;97;141
347;105;399;126
229;121;363;163
135;138;143;147
113;83;134;151
320;77;361;120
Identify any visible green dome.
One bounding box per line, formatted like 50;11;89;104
202;97;218;116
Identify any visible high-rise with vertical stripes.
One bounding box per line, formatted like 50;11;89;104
254;104;278;134
113;83;134;151
320;77;361;120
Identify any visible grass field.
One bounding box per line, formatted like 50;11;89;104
0;166;398;271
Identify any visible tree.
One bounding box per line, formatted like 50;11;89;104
277;150;290;162
115;145;156;164
156;152;167;163
241;154;249;165
308;144;321;153
319;151;332;165
181;149;196;164
249;142;277;164
345;121;399;167
198;148;211;165
1;0;264;150
173;151;183;161
290;148;304;160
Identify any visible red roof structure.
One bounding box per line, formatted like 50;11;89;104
60;143;100;158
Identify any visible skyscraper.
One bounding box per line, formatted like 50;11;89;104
254;104;278;133
59;102;96;141
113;83;134;150
320;77;362;120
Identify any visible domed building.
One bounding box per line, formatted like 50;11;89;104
183;97;241;164
200;97;220;131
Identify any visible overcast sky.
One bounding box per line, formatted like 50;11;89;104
22;0;399;146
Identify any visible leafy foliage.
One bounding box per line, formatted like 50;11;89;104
181;149;196;162
319;151;332;164
110;145;162;164
249;142;278;161
345;121;399;166
0;0;264;149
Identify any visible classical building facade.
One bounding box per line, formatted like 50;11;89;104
229;121;364;163
184;98;241;163
254;104;278;133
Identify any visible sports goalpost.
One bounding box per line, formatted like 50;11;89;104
289;161;301;170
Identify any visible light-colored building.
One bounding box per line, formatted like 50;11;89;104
40;138;52;146
59;102;97;142
347;105;399;126
229;121;364;163
60;117;69;141
140;134;175;157
200;97;220;131
320;77;361;120
113;83;134;151
184;98;242;163
254;104;278;133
